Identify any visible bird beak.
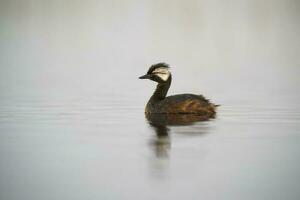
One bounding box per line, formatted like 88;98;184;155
139;74;151;79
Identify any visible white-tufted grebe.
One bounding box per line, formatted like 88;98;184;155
139;63;218;116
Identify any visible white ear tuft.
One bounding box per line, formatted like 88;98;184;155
152;67;170;81
156;73;170;81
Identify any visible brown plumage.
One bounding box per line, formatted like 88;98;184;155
139;63;218;116
145;112;214;126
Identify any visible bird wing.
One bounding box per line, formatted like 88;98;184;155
162;94;216;114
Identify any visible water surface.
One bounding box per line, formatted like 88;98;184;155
1;78;300;200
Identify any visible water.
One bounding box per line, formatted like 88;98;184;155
1;72;300;200
1;1;300;200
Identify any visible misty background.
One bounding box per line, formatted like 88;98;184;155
1;0;299;101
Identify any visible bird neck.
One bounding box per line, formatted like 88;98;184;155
150;75;172;101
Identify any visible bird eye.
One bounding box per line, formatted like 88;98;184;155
153;72;167;75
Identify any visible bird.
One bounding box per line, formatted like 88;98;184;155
139;63;218;117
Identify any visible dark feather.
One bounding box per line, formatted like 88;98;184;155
147;63;170;74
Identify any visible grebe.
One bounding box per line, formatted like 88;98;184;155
139;63;218;116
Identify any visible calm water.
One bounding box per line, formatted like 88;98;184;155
1;68;300;200
1;1;300;199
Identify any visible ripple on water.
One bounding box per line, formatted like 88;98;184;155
220;104;300;124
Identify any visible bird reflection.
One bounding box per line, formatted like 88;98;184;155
149;123;171;158
146;113;214;158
